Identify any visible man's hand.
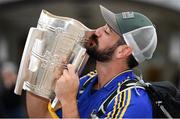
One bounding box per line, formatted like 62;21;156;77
55;64;79;104
54;64;80;118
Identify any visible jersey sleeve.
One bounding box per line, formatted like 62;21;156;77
102;89;132;118
101;88;152;118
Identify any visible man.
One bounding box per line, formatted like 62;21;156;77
27;5;157;118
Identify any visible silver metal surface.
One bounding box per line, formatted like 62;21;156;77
14;10;92;99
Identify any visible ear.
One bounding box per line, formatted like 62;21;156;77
115;45;132;59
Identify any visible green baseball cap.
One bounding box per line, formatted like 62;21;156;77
100;5;157;64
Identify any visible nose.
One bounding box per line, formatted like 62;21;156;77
95;26;104;37
86;30;95;38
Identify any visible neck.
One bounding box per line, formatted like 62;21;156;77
96;60;129;88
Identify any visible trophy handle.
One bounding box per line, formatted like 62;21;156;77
14;27;46;95
51;45;89;109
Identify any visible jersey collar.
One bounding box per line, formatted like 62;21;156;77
102;70;137;91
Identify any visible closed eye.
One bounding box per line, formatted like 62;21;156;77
104;24;113;35
104;30;110;35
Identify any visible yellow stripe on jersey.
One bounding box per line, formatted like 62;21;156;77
112;91;123;118
111;92;119;117
106;96;118;118
106;112;111;119
119;89;131;118
48;102;59;119
106;84;121;118
86;70;97;77
106;88;131;119
113;91;126;118
115;91;126;118
117;92;122;113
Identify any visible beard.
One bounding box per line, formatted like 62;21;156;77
84;34;120;62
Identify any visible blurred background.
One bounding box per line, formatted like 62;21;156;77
0;0;180;117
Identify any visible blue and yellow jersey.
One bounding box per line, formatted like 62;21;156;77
48;70;152;118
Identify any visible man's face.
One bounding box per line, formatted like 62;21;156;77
85;24;122;62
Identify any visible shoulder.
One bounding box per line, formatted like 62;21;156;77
80;70;97;79
79;70;97;87
104;86;152;118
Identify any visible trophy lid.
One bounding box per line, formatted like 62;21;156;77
38;10;91;32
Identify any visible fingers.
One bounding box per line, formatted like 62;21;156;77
62;69;69;79
54;63;77;82
53;61;70;80
54;63;80;101
62;64;76;78
53;66;62;80
67;64;76;75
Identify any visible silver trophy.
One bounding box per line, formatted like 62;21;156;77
14;10;92;100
